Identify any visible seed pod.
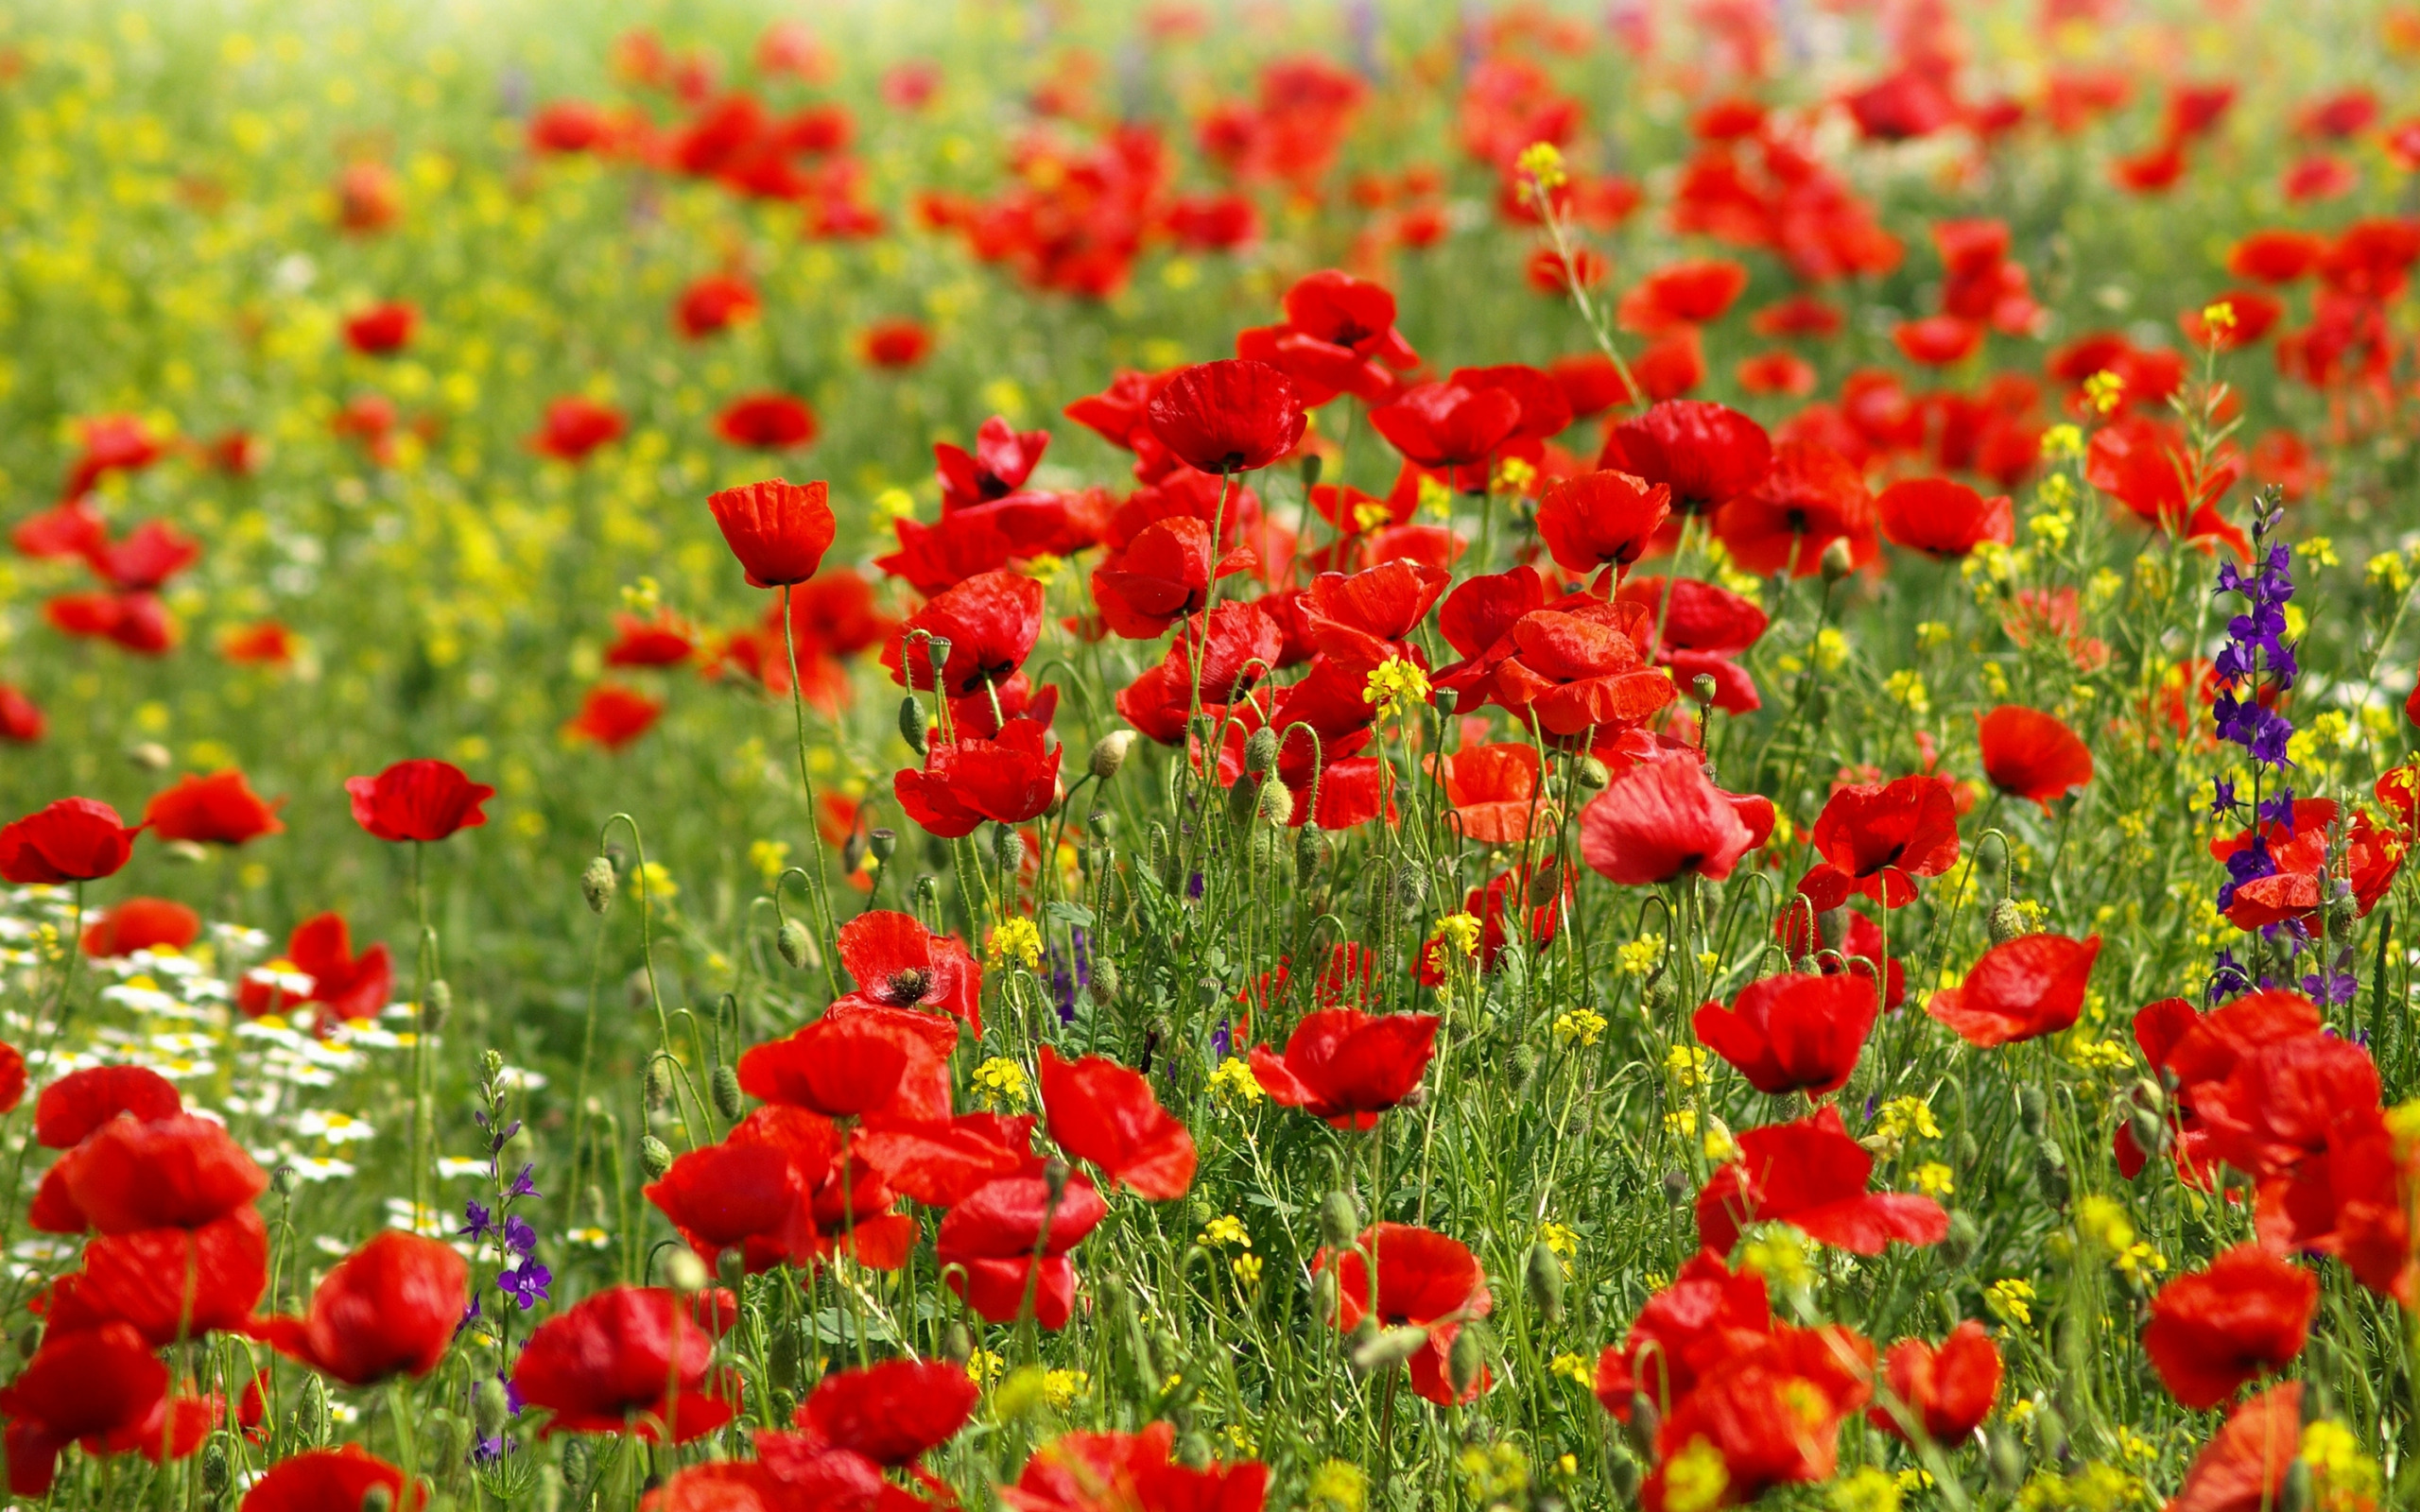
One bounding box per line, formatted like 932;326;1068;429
1988;897;2027;945
581;855;616;914
898;694;929;754
272;1163;299;1197
643;1061;672;1109
777;917;813;971
475;1378;512;1440
1090;730;1136;782
1987;1429;2027;1493
1243;727;1279;779
1320;1190;1362;1247
868;828;897;864
1525;1241;1565;1323
712;1065;745;1121
1176;1431;1214;1470
1819;537;1855;582
1690;673;1718;706
1256;778;1294;829
1349;1324;1431;1376
922;635;954;678
1446;1326;1483;1396
941;1321;974;1364
2016;1086;2048;1139
640;1135;674;1180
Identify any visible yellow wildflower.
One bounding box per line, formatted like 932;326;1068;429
972;1057;1029;1110
1515;141;1568;192
1985;1278;2036;1326
986;917;1043;970
1362;657;1432;720
1553;1006;1607;1047
1208;1057;1265;1107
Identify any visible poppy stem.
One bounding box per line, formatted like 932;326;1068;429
410;840;429;1234
779;583;843;998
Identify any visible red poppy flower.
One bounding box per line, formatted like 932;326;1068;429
1640;1326;1875;1512
15;501;108;558
1736;350;1817;397
1847;67;1957;140
935;1173;1108;1328
45;590;176;654
1978;705;2093;807
86;521;201;592
1144;360;1305;475
1282;269;1418;368
35;1065;181;1150
1592;1249;1774;1419
143;770;285;847
1712;440;1876;577
56;415;166;503
2180;291;2284;351
1000;1422;1269;1512
239;1448;423;1512
1696;1104;1949;1257
862;318;934;369
1038;1046;1195;1201
1580;756;1764;886
737;1000;958;1124
1893;316;1984;367
530;396;626;462
675;273;760;338
717;393;820;450
1235;322;1392;408
2141;1246;2315;1411
564;684;666;751
2167;1383;2304;1512
1927;933;2101;1048
342;301;415;355
62;1112;267;1234
794;1356;978;1468
856;1111;1041;1210
280;912;395;1024
1876;477;2014;558
344;759;494;842
894;716;1062;838
2083;417;2248;558
1548;352;1635;419
1615;576;1772;713
1871;1321;2000;1445
1598;401;1772;515
218;622;296;665
57;1202;267;1347
1249;1009;1439;1129
882;569;1046;697
644;1124;828;1276
1797;775;1961;910
1751;296;1845;338
1536;470;1672;583
1618;259;1750;335
1316;1223;1493;1405
1430;744;1553;844
512;1286;736;1441
0;684;43;744
2228;230;2325;284
245;1230;469;1386
1369;382;1524;471
1467;604;1677;738
706;477;838;591
1301;559;1448;673
81;898;201;958
1446;365;1574;448
1091;517;1255;639
1692;971;1877;1097
834;909;981;1033
0;798;138;885
0;1322;181;1497
2194;1031;2380;1180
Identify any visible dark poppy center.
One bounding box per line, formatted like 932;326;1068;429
887;968;932;1004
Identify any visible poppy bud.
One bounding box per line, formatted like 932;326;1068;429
202;1439;229;1495
1090;730;1136;782
941;1321;973;1364
1447;1326;1483;1396
475;1377;512;1439
1607;1454;1641;1501
2325;891;2357;935
665;1248;709;1294
362;1487;395;1512
11;1327;35;1360
1643;979;1675;1015
2016;1085;2048;1138
1320;1190;1362;1247
1624;1393;1659;1457
1244;727;1279;778
163;839;208;865
1392;864;1427;916
1819;537;1854;582
1576;756;1611;789
777;917;813;971
1300;453;1322;489
1661;1168;1690;1201
1349;1324;1431;1376
1093;958;1120;1003
1805;687;1829;721
991;821;1023;871
1987;1429;2027;1493
427;1410;472;1472
1044;1156;1071;1202
1226;776;1261;831
1691;673;1718;706
562;1437;596;1491
869;827;897;862
426;979;452;1033
581;854;615;913
1987;897;2026;945
1256;779;1293;829
712;1064;744;1120
1941;1210;1980;1267
2126;1104;2168;1158
898;694;929;754
1312;1267;1339;1321
295;1376;332;1447
1525;1241;1565;1322
2132;1076;2168;1114
643;1061;671;1109
1296;823;1326;885
639;1134;674;1180
1176;1431;1214;1470
2032;1140;2069;1205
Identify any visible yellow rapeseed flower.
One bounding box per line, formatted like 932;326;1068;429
1362;657;1431;720
987;917;1043;970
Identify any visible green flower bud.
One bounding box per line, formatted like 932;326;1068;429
1176;1431;1215;1470
1243;727;1279;778
560;1436;596;1491
640;1134;674;1180
1988;897;2027;945
941;1321;974;1364
992;821;1024;871
1319;1190;1362;1247
777;917;814;971
1300;453;1323;489
1349;1324;1432;1376
1091;959;1119;1004
1941;1210;1981;1267
898;694;929;754
1987;1428;2027;1493
712;1064;745;1121
2032;1140;2070;1205
2016;1085;2048;1139
643;1061;672;1109
1525;1240;1565;1323
361;1487;394;1512
665;1248;709;1293
1256;778;1294;829
581;854;616;914
1447;1327;1484;1397
1623;1393;1659;1458
1295;823;1327;886
201;1438;230;1494
1819;537;1855;582
425;1408;472;1472
475;1377;512;1440
1090;730;1136;782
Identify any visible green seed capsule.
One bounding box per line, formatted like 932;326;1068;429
581;854;615;913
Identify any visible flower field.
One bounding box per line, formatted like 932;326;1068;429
7;0;2420;1507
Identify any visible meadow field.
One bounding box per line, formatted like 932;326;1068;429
0;0;2416;1508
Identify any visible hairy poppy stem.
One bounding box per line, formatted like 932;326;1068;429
779;583;843;998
